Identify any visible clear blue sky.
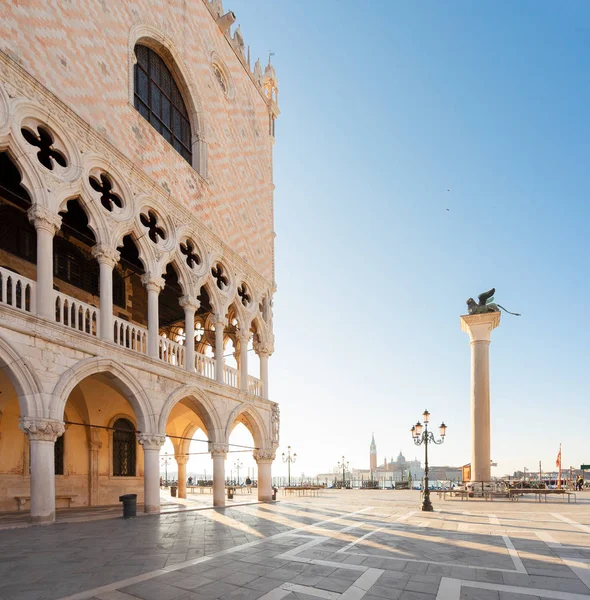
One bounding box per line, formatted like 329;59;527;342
226;1;590;478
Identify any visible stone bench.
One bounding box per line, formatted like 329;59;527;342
15;495;78;511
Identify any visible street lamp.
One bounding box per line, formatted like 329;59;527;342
337;456;349;489
234;459;243;486
282;446;297;486
160;452;173;487
411;409;447;511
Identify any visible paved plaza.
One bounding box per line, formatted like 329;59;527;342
1;490;589;600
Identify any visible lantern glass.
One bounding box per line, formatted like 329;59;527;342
439;422;447;437
415;421;423;436
423;409;430;423
410;426;416;438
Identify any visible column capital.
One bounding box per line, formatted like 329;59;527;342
214;313;228;327
92;244;120;268
89;427;102;451
253;448;276;464
138;433;166;450
460;312;501;343
175;454;189;465
209;442;229;458
141;272;165;293
27;205;62;235
254;337;274;357
179;295;200;312
237;328;251;344
19;417;65;442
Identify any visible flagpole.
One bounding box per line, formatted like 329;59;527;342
558;443;562;490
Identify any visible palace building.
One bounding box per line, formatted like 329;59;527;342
0;0;280;521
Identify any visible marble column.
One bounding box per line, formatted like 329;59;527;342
210;443;228;507
254;338;274;400
238;330;250;392
175;454;189;499
92;244;120;342
214;315;227;384
138;434;165;513
141;274;164;359
19;417;65;523
254;449;275;502
88;427;102;506
460;312;501;482
179;295;199;372
27;206;62;320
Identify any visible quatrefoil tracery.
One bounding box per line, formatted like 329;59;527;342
180;239;201;269
89;173;123;212
238;283;251;307
211;264;229;291
21;125;67;171
140;210;167;243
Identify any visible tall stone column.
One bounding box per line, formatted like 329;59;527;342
179;295;199;372
92;244;120;342
175;454;189;499
214;315;227;384
238;330;250;392
19;417;65;522
254;449;275;502
141;274;164;359
460;312;501;482
28;206;62;320
88;427;102;506
138;433;165;513
210;443;228;507
254;338;274;400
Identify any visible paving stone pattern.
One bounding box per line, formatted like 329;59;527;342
0;491;589;600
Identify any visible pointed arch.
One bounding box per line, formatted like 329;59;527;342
0;333;43;416
224;403;269;449
128;22;208;177
50;357;153;433
158;385;223;441
0;141;47;208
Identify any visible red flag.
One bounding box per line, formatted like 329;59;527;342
556;445;562;468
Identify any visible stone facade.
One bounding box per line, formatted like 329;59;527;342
0;0;280;521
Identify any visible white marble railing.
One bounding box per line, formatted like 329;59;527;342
0;266;35;313
248;376;262;397
54;291;99;336
159;336;184;367
196;352;216;380
113;318;148;354
0;268;263;394
224;364;239;388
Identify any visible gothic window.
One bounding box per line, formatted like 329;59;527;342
113;418;136;477
53;240;99;296
134;44;192;164
21;125;67;170
211;263;228;291
113;269;126;309
89;173;123;212
55;434;64;475
0;204;36;263
237;283;251;307
180;239;200;269
140;210;166;243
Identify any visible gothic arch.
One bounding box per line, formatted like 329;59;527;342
158;385;222;441
224;403;269;449
0;139;47;208
50;357;153;432
0;333;43;416
128;22;208;177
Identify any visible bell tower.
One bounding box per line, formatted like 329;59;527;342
370;433;377;472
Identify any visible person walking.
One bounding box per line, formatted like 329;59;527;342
245;476;252;493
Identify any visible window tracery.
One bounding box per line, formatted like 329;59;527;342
180;239;200;269
89;173;123;212
113;418;136;477
211;263;228;290
21;125;67;170
140;210;166;243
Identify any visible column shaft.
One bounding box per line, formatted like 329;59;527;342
184;307;196;372
239;334;249;392
471;340;491;481
36;227;55;320
143;448;161;513
98;261;113;341
147;288;159;358
212;453;226;507
257;461;273;501
176;457;188;499
215;319;225;384
30;440;56;521
259;353;269;399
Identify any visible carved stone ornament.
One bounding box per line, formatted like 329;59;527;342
175;454;189;465
91;244;121;268
271;404;280;444
208;442;229;457
27;205;62;235
179;295;200;312
254;336;274;357
19;417;65;442
253;449;276;463
140;272;165;293
137;433;166;450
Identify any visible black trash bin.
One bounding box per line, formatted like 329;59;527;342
170;486;177;497
272;487;278;501
119;493;137;519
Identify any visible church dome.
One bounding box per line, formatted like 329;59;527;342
397;451;406;463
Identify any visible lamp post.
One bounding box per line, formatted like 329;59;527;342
282;446;297;486
160;452;173;487
234;459;243;485
337;456;349;489
411;409;447;512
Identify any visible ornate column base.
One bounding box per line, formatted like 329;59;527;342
254;449;276;502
